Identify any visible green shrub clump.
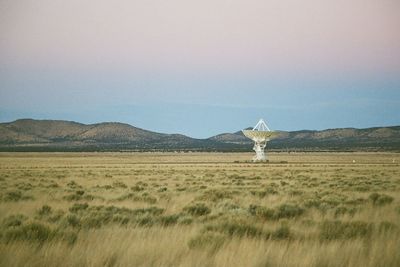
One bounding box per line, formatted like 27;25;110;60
1;191;33;202
64;190;94;201
369;193;394;206
320;220;373;240
183;203;211;216
271;225;292;240
198;190;233;202
188;232;226;251
65;204;166;228
159;214;180;226
205;221;267;239
37;205;52;216
4;222;53;243
249;204;304;220
1;214;28;227
334;206;357;217
112;181;128;188
1;219;77;245
69;203;89;213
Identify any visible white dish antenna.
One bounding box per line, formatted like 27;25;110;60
242;119;278;161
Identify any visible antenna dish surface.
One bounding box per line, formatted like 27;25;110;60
242;130;277;140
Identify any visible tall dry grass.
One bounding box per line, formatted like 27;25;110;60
0;152;399;267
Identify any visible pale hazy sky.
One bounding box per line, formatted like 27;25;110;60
1;0;399;137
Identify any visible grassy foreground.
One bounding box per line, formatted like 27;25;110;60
0;152;399;267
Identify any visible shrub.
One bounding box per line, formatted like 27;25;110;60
37;205;52;216
65;215;80;228
46;182;59;188
116;193;134;201
178;216;193;225
229;174;245;180
139;195;157;204
271;225;292;240
198;190;233;202
17;182;33;191
2;214;28;227
112;215;130;225
66;204;165;229
3;220;78;245
132;206;164;216
205;221;267;239
97;184;113;190
176;187;187;192
64;194;81;201
131;185;145;192
47;210;65;223
334;206;357;217
249;205;275;219
280;181;289;186
320;195;343;207
69;203;89;213
250;187;278;198
76;190;85;196
265;187;279;195
64;191;94;201
378;221;397;233
113;181;128;188
183;203;211;216
2;190;32;202
303;198;322;208
188;232;226;251
81;216;105;228
275;204;304;219
3;222;53;243
369;193;394;206
345;198;366;205
67;181;80;188
102;253;118;267
369;193;381;203
57;230;78;245
160;214;180;226
320;220;373;240
249;204;304;220
117;193;157;204
136;215;156;227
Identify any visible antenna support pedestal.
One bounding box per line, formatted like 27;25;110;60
253;139;268;161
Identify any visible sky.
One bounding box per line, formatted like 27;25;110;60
0;0;399;138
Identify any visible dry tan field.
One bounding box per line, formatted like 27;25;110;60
0;152;399;267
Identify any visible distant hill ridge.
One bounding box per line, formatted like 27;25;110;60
0;119;399;151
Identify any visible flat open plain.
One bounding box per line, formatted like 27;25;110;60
0;152;399;267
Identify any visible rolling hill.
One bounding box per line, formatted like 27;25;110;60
0;119;399;151
210;127;400;151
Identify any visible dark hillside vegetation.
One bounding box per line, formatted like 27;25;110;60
1;119;399;151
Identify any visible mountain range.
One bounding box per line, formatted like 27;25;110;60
0;119;399;151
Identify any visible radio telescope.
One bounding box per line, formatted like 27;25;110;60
242;119;277;161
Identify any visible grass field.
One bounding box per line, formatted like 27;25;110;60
0;152;399;267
